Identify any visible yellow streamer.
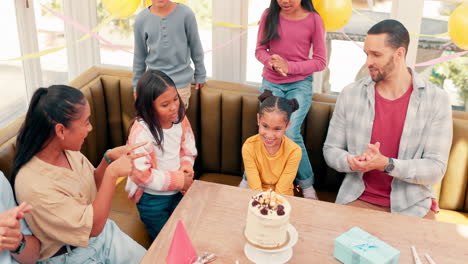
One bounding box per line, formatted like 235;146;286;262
352;8;376;24
410;32;449;37
352;8;448;38
1;15;116;61
3;13;256;61
6;46;65;61
212;21;258;28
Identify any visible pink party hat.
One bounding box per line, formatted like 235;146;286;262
166;220;198;264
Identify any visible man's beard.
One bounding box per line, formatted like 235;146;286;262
370;56;395;83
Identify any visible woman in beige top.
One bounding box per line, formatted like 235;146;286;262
11;85;147;263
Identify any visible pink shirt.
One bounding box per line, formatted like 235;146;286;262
359;85;413;207
255;9;327;84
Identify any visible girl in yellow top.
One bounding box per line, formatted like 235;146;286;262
240;90;302;196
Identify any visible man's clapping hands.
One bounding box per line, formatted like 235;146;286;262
347;142;389;173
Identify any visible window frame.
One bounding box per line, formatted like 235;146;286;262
3;0;460;130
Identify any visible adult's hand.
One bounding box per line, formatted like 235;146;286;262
108;152;147;179
356;142;380;162
0;202;32;252
106;142;148;162
347;143;388;173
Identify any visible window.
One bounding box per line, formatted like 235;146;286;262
189;0;213;78
96;0;142;67
0;1;28;128
97;0;213;78
422;0;467;111
0;0;71;129
35;0;69;86
245;0;269;84
1;0;465;130
244;0;392;93
327;0;392;93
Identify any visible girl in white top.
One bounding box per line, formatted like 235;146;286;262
126;69;197;240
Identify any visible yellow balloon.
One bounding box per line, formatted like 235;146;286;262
312;0;352;32
145;0;186;7
448;3;468;50
103;0;140;18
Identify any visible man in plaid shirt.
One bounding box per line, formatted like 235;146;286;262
323;20;453;218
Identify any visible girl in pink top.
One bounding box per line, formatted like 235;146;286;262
126;70;197;240
255;0;327;199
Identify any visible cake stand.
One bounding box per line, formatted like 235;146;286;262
244;224;298;264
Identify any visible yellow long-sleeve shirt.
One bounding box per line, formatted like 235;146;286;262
242;134;302;196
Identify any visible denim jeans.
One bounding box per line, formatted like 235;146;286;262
260;76;314;189
38;220;146;264
137;192;183;241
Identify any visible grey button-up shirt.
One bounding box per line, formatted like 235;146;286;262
132;4;206;90
323;70;453;217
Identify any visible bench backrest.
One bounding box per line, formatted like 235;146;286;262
1;67;467;212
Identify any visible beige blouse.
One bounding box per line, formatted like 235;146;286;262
15;150;97;260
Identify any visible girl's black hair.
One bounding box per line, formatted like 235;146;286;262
11;85;86;187
261;0;316;45
134;70;185;149
258;90;299;122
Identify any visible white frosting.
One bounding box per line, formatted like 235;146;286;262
244;192;291;248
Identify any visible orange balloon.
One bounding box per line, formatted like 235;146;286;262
312;0;352;32
448;3;468;50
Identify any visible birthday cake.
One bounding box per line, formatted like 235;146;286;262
244;191;291;249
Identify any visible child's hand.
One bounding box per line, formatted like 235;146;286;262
194;83;205;90
128;187;144;203
129;168;152;186
302;186;318;200
179;163;194;178
270;54;288;76
268;57;284;75
181;173;194;195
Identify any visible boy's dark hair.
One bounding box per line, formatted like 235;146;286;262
261;0;316;45
12;85;86;187
134;70;185;149
258;90;299;122
367;19;410;56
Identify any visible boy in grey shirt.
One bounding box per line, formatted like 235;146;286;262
133;0;206;108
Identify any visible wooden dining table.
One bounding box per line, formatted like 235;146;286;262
140;180;468;263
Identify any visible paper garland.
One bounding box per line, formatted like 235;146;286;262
1;6;120;61
338;28;467;67
1;3;465;68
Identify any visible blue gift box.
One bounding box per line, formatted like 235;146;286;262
334;227;400;264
